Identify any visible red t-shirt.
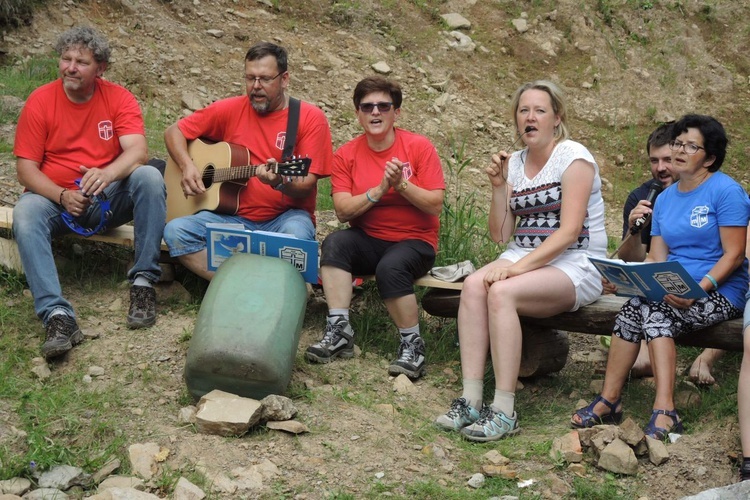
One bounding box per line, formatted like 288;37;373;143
332;128;445;250
14;78;145;189
177;96;333;222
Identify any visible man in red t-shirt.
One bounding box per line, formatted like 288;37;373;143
163;42;333;280
13;26;166;359
305;76;445;379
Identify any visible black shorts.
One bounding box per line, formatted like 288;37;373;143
320;228;435;299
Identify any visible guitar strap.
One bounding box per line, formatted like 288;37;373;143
282;97;301;161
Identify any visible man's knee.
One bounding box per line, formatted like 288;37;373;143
129;165;165;193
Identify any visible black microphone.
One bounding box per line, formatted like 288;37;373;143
629;180;663;235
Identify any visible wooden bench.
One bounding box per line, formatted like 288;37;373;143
0;205;169;273
419;285;745;378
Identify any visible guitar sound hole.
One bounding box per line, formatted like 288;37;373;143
202;165;214;189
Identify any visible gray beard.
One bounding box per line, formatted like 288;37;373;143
251;99;270;115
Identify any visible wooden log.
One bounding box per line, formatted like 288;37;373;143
421;289;744;352
422;287;460;318
519;327;570;378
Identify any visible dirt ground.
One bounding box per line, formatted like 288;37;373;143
2;0;750;498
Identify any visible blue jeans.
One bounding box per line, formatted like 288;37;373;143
13;165;166;324
163;209;315;257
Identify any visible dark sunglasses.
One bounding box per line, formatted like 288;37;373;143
358;101;394;113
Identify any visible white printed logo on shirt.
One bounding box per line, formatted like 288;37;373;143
690;205;709;228
98;120;114;141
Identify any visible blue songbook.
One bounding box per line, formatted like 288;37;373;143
589;257;708;301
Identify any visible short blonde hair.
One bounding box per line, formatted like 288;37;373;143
509;80;569;142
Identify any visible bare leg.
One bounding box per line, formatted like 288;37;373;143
456;267;493;381
739;330;750;457
571;335;639;424
688;348;725;385
177;250;215;281
320;265;354;309
486;266;576;393
648;337;678;430
630;340;653;378
384;294;419;328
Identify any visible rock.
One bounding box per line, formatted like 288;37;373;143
38;464;88;490
91;459;121;485
392;374;416;393
512;18;529;33
480;464;517;479
128;443;160;480
617;417;645;447
205;29;224;38
467;473;485;488
483;449;510;465
0;477;31;496
645;436;669;465
89;487;161;499
371;61;391;74
181;92;205;111
30;363;51;381
21;489;68;500
421;443;446;459
194;463;237;494
231;460;279;491
597;438;638;475
567;463;586;476
265;420;308;434
679;480;750;499
550;430;582;463
172;477;205;500
194;389;263;436
88;366;105;377
260;394;297;421
373;403;396;417
446;31;475;52
0;95;24;115
441;13;471;30
154;281;191;304
178;406;197;424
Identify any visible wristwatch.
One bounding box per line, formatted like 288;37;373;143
396;181;408;192
273;179;285;191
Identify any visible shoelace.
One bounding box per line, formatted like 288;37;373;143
446;399;469;418
474;406;496;425
46;316;68;339
132;287;153;310
397;342;415;362
319;323;340;347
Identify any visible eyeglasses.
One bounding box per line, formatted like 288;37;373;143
358;101;394;113
245;72;283;86
669;140;705;155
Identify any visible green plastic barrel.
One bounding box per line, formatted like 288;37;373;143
185;253;308;400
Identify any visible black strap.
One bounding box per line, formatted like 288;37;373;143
282;97;301;161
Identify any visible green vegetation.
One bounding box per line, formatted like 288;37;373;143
0;0;49;27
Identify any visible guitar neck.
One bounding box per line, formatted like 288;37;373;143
212;165;263;183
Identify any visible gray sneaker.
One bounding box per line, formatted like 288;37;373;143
127;285;156;329
435;397;484;431
460;406;520;442
388;336;426;379
305;317;355;363
41;315;83;359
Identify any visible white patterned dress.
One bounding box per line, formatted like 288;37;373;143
498;140;607;310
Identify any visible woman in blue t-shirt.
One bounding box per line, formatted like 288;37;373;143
572;114;750;440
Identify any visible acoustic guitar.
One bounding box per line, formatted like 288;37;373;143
165;138;311;221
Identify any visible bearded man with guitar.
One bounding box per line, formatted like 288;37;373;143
13;26;166;360
163;42;333;280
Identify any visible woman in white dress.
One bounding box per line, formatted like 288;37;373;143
435;80;607;441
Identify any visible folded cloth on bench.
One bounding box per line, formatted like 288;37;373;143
429;260;476;282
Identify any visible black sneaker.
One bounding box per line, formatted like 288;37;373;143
388;336;426;379
41;315;83;359
305;317;355;363
127;285;156;329
740;459;750;482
